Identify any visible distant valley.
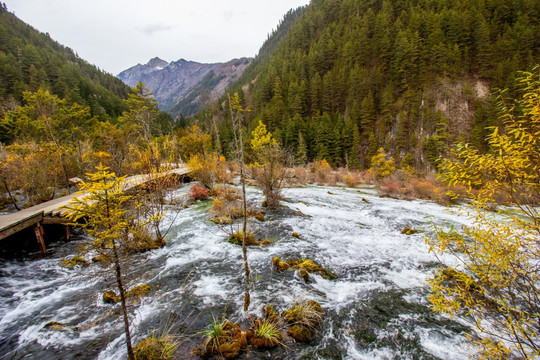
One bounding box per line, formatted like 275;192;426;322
117;57;252;117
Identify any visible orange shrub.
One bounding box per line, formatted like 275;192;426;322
188;183;210;201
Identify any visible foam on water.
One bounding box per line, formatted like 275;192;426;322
0;183;476;359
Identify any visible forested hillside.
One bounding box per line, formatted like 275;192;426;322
0;5;176;208
0;4;129;122
199;0;540;170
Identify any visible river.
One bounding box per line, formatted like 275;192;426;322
0;184;474;359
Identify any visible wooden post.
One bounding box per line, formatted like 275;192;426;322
34;223;46;254
65;226;71;242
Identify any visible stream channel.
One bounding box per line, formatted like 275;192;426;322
0;184;475;359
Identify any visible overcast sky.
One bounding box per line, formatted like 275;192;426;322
7;0;310;75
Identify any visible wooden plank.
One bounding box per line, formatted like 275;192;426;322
0;165;191;241
0;213;43;240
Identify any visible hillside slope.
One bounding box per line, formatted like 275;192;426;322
200;0;540;171
0;4;130;120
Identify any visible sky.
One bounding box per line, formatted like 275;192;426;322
7;0;310;75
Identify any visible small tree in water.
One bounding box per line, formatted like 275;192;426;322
64;165;156;360
229;93;251;311
250;120;290;208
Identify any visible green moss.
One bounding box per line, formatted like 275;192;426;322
289;259;337;279
102;284;151;304
263;305;277;321
198;320;247;359
43;321;66;331
298;269;311;283
133;333;178;360
103;290;119;304
126;231;166;254
255;212;265;222
228;231;260;246
401;227;419;235
282;299;324;329
248;318;282;349
272;256;290;272
127;284;151;300
287;324;312;342
62;256;89;269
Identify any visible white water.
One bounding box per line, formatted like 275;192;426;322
0;184;475;359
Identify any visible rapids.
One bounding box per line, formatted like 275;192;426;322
0;184;475;359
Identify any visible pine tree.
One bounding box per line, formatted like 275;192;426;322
296;131;308;165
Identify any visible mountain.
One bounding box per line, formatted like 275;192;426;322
0;4;130;120
118;57;252;117
197;0;540;170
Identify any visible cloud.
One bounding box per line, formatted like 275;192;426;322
136;23;176;35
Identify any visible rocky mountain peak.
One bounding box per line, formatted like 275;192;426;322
117;57;252;117
147;57;168;69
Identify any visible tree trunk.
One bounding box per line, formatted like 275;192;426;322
240;165;250;311
112;240;135;360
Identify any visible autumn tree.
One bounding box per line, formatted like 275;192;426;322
64;166;157;360
3;89;92;192
119;82;161;171
427;70;540;359
250;120;290;208
370;148;396;179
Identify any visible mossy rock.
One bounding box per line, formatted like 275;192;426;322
127;232;166;254
287;324;312;342
133;335;176;360
102;284;151;304
43;321;66;331
197;321;247;359
261;238;272;246
127;284;151;300
263;305;278;321
246;319;283;349
282;300;324;327
401;227;419;235
92;254;108;263
298;269;311;283
211;216;233;225
62;256;89;269
103;290;120;304
292;232;301;239
255;212;265;222
228;232;260;246
289;259;337;280
272;257;290;272
249;332;282;349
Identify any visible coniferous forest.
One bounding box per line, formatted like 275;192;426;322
193;0;540;171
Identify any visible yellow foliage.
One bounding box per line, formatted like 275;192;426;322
428;69;540;359
187;153;231;189
250;120;276;167
370;148;396;179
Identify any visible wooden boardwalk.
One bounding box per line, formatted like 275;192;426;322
0;166;191;250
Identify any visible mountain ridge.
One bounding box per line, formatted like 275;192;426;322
117;56;252;117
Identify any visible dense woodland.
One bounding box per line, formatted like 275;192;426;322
0;4;129;125
193;0;540;170
0;4;178;208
